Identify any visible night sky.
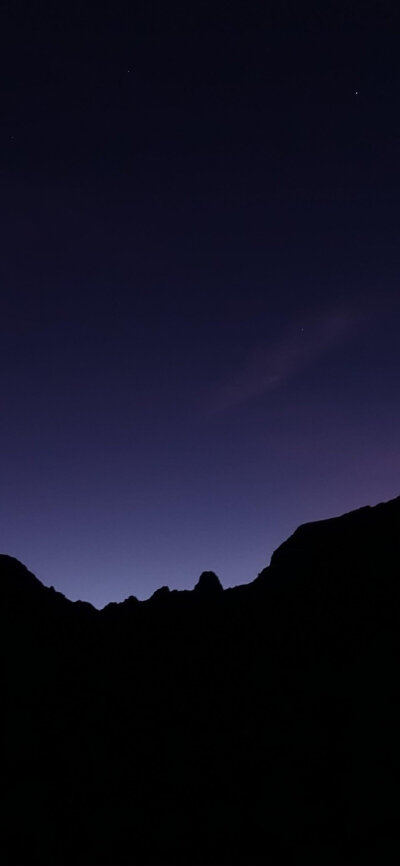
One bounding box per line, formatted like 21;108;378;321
1;1;400;608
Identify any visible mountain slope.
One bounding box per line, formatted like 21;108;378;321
2;496;400;864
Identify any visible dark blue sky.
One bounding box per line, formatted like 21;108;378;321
1;1;400;607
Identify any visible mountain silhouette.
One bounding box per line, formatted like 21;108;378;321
2;496;400;864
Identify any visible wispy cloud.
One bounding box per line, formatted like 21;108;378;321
206;308;361;415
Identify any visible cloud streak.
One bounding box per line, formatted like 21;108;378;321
207;308;361;416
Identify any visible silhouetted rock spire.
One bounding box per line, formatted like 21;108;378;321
193;570;223;594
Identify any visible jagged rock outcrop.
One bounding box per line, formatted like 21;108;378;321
193;570;223;594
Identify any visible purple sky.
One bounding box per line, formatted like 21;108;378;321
1;1;400;607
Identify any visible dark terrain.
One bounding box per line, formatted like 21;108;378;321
2;497;400;864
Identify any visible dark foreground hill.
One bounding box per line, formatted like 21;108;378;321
2;497;400;864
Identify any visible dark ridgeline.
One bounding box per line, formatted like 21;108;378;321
2;498;400;864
